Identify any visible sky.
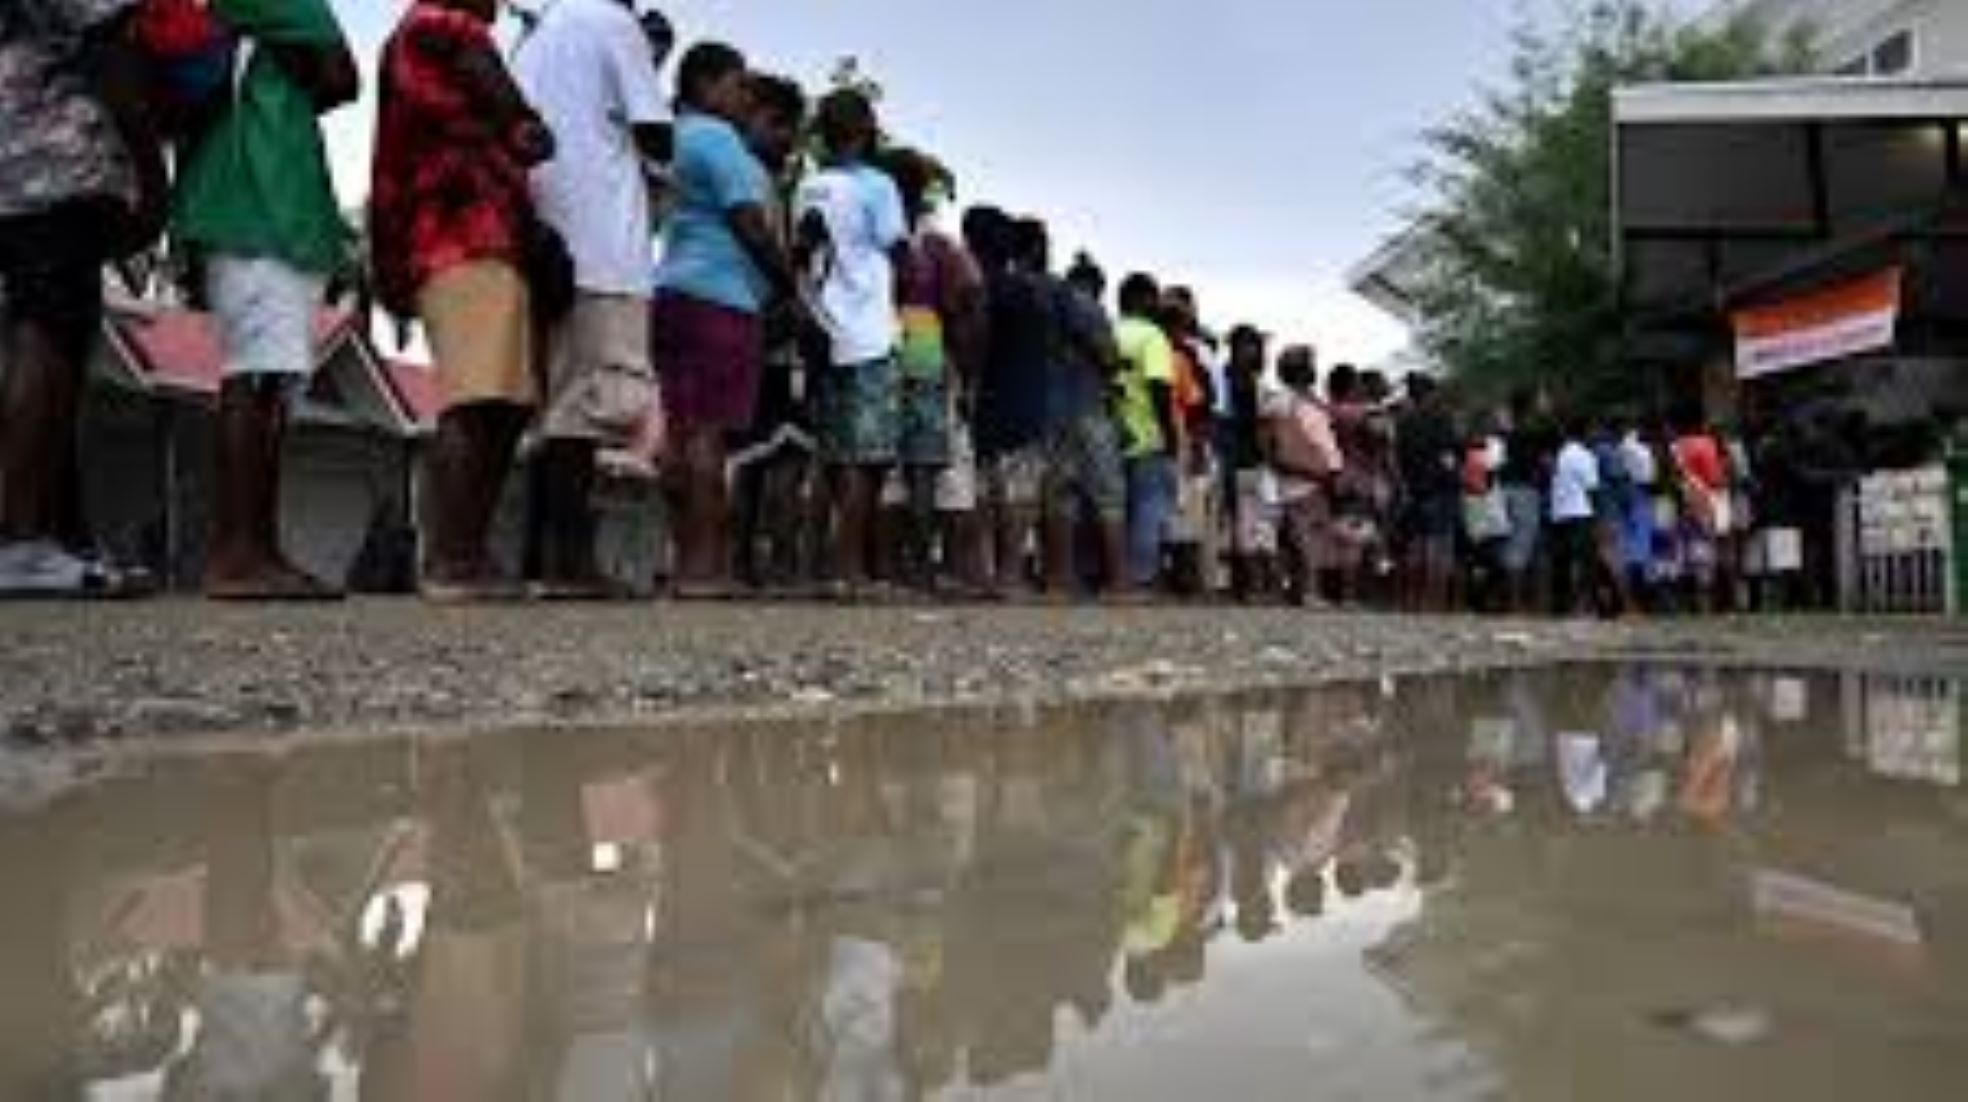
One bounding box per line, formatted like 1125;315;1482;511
324;0;1714;369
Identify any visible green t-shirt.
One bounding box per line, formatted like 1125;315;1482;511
172;0;349;276
1113;316;1175;458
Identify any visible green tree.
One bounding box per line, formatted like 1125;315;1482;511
1406;1;1810;410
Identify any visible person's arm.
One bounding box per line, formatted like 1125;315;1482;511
601;13;672;163
80;10;167;256
1151;381;1179;460
413;19;554;164
215;0;359;111
946;255;988;395
733;204;793;300
264;41;360;112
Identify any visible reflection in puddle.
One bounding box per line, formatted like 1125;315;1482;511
4;667;1968;1100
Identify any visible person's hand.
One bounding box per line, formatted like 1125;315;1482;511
514;118;556;166
112;149;171;259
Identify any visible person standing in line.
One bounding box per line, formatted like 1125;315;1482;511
1548;415;1602;616
1159;288;1218;596
1589;417;1634;616
0;0;168;597
796;88;908;598
1113;273;1179;592
1039;253;1130;599
1670;405;1732;614
1459;418;1511;613
653;42;792;597
173;0;358;600
371;0;556;601
1221;324;1278;602
1324;364;1377;605
961;208;1054;598
728;72;813;592
1265;346;1341;608
882;148;984;593
1498;387;1558;613
512;0;670;597
1616;418;1660;612
1393;374;1461;612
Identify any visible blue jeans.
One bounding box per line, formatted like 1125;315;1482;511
1125;455;1177;586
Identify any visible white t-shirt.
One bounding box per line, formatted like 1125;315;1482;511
1620;431;1658;487
1550;440;1601;521
796;164;907;365
514;0;668;297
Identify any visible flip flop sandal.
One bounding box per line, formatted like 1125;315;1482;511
207;568;345;603
419;576;526;604
669;581;738;602
0;555;153;601
529;576;632;602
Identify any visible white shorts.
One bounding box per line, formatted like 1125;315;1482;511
1233;468;1280;554
207;255;327;382
936;416;978;512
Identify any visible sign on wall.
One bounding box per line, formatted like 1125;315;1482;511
1733;268;1903;379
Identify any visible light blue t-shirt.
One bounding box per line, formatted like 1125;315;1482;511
655;113;770;313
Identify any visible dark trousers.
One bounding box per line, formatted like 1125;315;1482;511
1550;518;1596;616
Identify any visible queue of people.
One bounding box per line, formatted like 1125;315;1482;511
0;0;1818;613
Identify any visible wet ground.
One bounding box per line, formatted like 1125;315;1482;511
8;600;1968;744
4;663;1968;1099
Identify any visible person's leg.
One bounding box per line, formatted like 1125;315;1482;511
0;223;98;547
729;451;766;590
1125;456;1173;591
205;377;298;589
871;470;905;585
833;464;878;588
672;427;731;590
533;436;603;588
904;465;941;591
424;402;527;590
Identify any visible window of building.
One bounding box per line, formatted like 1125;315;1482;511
1871;30;1915;75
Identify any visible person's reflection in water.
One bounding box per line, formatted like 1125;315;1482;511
1283;865;1327;920
0;789;79;1097
1679;671;1763;826
647;730;772;1100
361;743;530;1102
1228;785;1281;945
163;756;328;1101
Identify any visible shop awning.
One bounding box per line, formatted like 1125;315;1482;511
1614;75;1968;348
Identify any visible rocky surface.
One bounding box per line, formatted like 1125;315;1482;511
3;600;1966;747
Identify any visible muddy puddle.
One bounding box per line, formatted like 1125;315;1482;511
5;665;1968;1100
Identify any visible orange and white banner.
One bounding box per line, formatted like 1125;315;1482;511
1733;268;1902;380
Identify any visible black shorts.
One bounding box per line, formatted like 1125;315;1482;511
0;200;111;333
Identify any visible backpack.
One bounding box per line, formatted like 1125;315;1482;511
132;0;238;136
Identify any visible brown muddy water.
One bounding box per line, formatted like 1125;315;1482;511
4;665;1968;1101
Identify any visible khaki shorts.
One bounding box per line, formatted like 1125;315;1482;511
418;261;536;412
541;292;658;445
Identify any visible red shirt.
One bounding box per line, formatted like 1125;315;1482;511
1674;433;1727;492
369;3;538;315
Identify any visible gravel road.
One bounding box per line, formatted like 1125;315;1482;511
3;600;1965;746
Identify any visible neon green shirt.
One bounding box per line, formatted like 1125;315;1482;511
1113;316;1174;458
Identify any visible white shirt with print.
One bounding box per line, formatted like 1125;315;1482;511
797;163;907;366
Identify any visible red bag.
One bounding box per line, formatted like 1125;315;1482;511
133;0;226;60
131;0;238;135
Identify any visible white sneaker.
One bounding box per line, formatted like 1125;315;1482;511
0;541;85;596
0;540;148;598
